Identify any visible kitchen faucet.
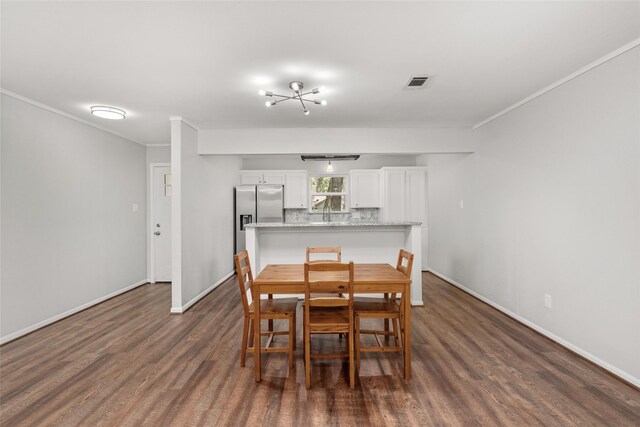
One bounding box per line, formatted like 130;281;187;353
322;202;331;223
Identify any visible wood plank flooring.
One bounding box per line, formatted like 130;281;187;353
1;273;639;426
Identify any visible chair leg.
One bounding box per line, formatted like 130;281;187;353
392;318;401;349
349;325;355;389
305;324;311;389
400;315;405;349
269;319;274;333
248;318;255;348
383;293;390;342
292;313;297;350
355;314;361;370
288;315;294;368
240;316;249;367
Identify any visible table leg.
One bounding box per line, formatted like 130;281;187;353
254;285;262;382
404;283;411;381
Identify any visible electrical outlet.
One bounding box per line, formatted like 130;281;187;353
544;294;552;309
459;199;464;209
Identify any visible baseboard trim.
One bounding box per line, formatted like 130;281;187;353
426;269;640;389
0;279;149;345
172;270;235;314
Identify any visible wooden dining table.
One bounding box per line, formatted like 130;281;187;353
251;263;412;382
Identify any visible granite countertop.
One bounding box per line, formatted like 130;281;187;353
245;221;421;228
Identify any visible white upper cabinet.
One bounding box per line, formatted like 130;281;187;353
240;170;285;185
262;172;285;185
350;170;381;208
284;171;308;209
380;167;426;223
382;169;406;221
241;170;307;208
240;171;264;185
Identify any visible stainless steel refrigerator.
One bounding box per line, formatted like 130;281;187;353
235;185;284;253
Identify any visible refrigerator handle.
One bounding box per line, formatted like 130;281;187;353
240;214;253;231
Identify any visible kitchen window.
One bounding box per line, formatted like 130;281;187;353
309;175;348;213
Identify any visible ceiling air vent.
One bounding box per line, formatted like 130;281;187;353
405;76;429;89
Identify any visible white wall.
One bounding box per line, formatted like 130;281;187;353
146;146;171;279
170;119;241;312
241;154;417;174
147;146;171;165
426;47;640;385
1;94;147;342
199;127;476;155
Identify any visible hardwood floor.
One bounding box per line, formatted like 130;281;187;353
1;273;639;426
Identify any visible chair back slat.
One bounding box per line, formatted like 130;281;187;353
240;265;252;282
304;261;354;308
234;250;254;315
397;265;409;277
307;297;349;308
396;250;414;278
390;250;414;301
306;246;342;264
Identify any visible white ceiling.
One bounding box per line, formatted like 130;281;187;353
2;1;639;145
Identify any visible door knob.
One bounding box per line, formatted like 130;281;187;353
154;231;161;236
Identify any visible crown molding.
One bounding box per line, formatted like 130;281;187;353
1;89;146;146
474;37;640;130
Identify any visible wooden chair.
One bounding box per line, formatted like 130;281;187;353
304;261;355;389
306;246;342;264
234;250;298;369
354;250;414;369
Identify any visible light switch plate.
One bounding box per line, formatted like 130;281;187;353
459;200;464;209
132;203;139;212
544;294;552;309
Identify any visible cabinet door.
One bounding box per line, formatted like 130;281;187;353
284;172;308;209
263;172;285;185
350;171;380;208
384;170;406;221
405;170;426;223
241;172;263;185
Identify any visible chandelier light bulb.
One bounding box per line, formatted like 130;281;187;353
291;81;300;91
265;100;274;107
258;89;266;96
320;100;327;106
303;109;310;115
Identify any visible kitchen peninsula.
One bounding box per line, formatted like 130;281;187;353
245;221;423;305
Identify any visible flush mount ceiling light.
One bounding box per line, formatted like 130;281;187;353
90;105;126;120
259;81;327;116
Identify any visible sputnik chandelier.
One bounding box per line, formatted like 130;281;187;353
258;81;327;115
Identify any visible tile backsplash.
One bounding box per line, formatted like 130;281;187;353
285;208;379;223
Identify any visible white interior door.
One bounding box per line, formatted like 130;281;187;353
152;166;172;282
